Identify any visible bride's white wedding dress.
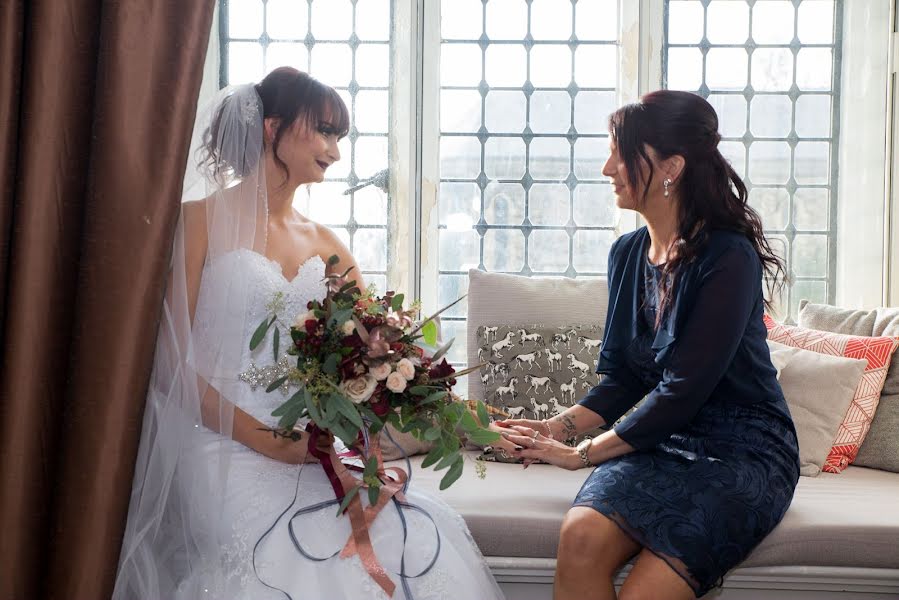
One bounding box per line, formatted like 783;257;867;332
182;248;504;600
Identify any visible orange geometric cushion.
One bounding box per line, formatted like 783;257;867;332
764;314;899;473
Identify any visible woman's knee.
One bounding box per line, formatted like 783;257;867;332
557;507;638;571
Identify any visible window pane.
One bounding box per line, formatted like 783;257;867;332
751;1;795;44
665;0;841;316
439;0;621;361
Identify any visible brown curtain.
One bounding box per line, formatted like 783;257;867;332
0;2;215;599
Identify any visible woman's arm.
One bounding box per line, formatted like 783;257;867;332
181;201;322;464
613;244;760;450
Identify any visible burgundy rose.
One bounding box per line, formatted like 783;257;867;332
428;358;455;381
304;319;319;334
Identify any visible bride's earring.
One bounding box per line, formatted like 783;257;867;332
663;178;671;197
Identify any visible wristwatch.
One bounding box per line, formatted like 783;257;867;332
576;438;594;469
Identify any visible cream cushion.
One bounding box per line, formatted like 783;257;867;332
767;340;867;477
466;269;608;403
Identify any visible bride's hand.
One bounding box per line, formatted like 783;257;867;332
500;425;582;471
495;418;556;440
486;422;523;456
267;431;335;465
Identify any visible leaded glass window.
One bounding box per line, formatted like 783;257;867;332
665;0;842;318
220;0;393;293
437;0;620;364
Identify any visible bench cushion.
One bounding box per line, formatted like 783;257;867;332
392;454;899;569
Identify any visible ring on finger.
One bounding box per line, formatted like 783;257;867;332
531;429;539;440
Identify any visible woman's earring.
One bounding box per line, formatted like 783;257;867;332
663;178;671;197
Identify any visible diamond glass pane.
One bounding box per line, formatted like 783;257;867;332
665;0;842;318
438;0;619;362
220;0;393;286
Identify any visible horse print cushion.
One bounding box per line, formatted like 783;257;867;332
476;325;604;460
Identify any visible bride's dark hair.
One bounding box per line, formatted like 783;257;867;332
609;90;786;316
200;67;349;183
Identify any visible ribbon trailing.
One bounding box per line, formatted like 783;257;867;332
252;424;441;599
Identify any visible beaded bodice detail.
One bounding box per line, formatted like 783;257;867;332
193;249;327;426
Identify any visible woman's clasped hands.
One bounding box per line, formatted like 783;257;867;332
491;420;584;471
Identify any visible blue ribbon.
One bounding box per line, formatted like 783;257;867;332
252;426;442;599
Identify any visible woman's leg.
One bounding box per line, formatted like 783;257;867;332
617;549;696;600
554;507;641;600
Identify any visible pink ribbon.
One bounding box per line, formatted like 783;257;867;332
306;424;406;597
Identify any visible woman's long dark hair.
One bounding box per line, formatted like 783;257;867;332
609;90;786;317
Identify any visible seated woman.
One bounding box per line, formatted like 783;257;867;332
499;90;800;600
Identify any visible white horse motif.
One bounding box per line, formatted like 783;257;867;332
525;375;552;396
560;377;577;402
517;329;545;346
491;331;515;357
548;397;566;415
544;349;562;372
581;379;594;391
529;398;549;420
512;352;540;370
567;354;591;379
551;332;569;350
579;336;602;352
506;405;526;418
483;326;499;343
494;377;518;402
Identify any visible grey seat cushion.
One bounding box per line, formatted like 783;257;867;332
390;453;899;569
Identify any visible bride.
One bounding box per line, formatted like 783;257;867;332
113;66;504;600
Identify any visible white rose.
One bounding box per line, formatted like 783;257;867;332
292;310;316;329
396;358;416;381
341;320;356;336
340;374;378;404
385;371;407;394
369;362;392;381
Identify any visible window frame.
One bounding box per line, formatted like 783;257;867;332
210;0;894;317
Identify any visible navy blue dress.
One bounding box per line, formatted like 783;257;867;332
574;227;800;597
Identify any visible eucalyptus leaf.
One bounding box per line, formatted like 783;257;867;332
322;353;340;375
273;327;280;361
424;391;448;405
250;317;271;350
477;401;490;428
390;293;405;312
421;320;438;346
332;393;364;429
368;484;380;507
328;308;354;329
467;427;501;445
409;386;432;397
306;395;324;428
435;450;460;471
337;485;360;516
272;388;305;417
265;376;289;394
460;409;480;432
364;455;379;479
439;459;464;491
430;338;454;363
420;445;444;469
328;254;340;266
339;280;358;294
424;426;442;441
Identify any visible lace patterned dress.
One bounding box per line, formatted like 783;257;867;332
182;249;504;600
575;229;800;597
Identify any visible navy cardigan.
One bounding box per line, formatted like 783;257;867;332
578;227;786;450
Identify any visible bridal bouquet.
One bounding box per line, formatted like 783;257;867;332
248;255;498;510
